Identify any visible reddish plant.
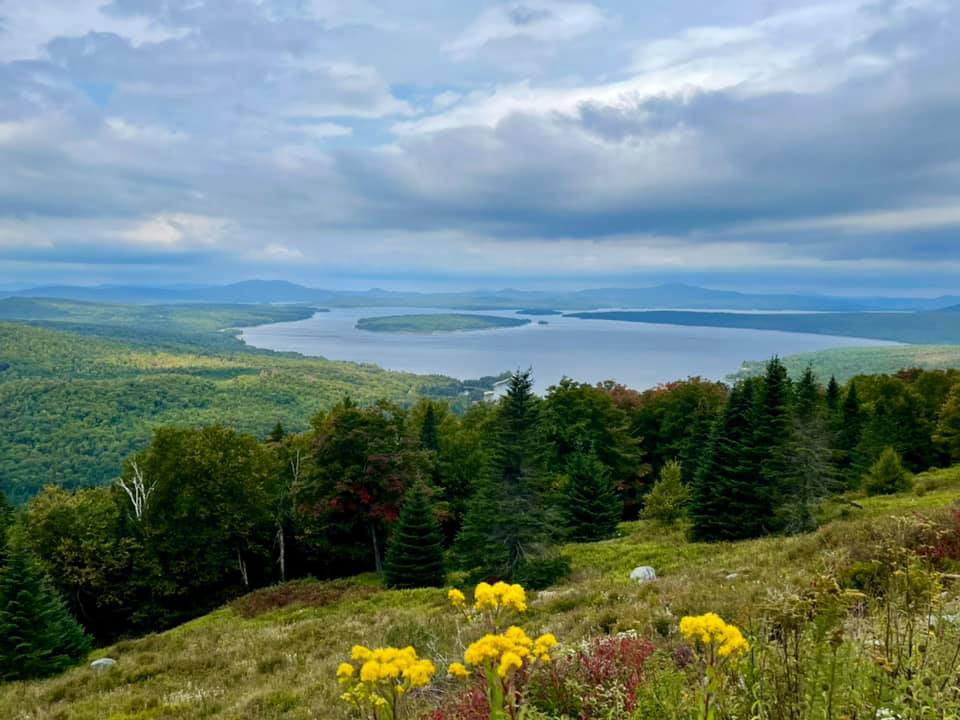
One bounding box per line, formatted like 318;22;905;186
920;509;960;566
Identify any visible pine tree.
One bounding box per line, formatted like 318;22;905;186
690;380;763;541
642;459;690;526
563;450;621;541
419;402;440;452
835;381;865;483
748;358;792;533
778;367;836;533
825;376;841;412
455;370;550;579
0;538;91;680
383;484;445;588
862;446;911;496
268;422;285;443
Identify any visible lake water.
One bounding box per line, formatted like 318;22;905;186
240;307;896;392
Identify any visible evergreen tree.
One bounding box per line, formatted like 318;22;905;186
383;485;445;588
835;381;865;484
268;422;286;443
419;402;440;452
455;370;550;579
0;490;12;566
641;459;690;526
779;367;836;533
862;446;911;496
0;538;91;681
825;376;841;412
935;385;960;462
562;450;621;541
690;380;764;541
749;358;792;533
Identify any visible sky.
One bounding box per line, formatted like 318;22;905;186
0;0;958;293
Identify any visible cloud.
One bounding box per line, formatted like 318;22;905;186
446;1;607;59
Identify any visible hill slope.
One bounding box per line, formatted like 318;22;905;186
4;467;960;719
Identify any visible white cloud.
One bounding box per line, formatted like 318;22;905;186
249;243;305;262
118;214;227;248
446;1;607;59
105;117;188;144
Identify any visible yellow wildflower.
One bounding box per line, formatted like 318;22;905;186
448;588;466;608
448;662;471;679
534;633;558;661
679;613;750;657
351;645;373;662
497;651;523;678
336;662;355;682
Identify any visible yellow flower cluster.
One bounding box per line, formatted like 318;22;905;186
679;613;750;657
452;626;557;679
337;645;436;712
473;581;527;613
448;588;466;609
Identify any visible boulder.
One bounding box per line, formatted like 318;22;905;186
90;658;116;672
629;566;657;583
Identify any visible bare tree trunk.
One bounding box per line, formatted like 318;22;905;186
370;524;382;575
277;526;286;582
237;549;249;589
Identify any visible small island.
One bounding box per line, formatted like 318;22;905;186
516;308;562;316
356;313;531;333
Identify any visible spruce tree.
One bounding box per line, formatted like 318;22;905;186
836;381;864;483
825;376;841;412
383;484;445;588
0;538;91;680
0;490;12;565
268;422;286;443
862;446;911;496
419;402;440;452
690;380;763;541
563;450;621;541
749;358;792;533
455;370;550;578
642;459;690;526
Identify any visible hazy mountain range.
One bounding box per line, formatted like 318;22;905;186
3;280;960;312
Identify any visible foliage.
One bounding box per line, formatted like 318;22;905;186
561;450;621;541
641;460;690;526
456;371;552;580
0;537;91;680
384;484;446;589
862;446;912;496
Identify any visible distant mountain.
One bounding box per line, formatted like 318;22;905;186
4;280;960;312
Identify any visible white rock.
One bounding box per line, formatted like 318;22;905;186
90;658;116;672
629;566;657;583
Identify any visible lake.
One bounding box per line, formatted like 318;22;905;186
239;307;896;392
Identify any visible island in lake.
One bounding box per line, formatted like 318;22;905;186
516;308;562;316
355;313;531;333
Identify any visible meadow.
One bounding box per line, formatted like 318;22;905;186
4;466;959;719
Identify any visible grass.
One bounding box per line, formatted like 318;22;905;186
5;467;960;719
355;314;530;334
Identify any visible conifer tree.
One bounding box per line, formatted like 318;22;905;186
419;402;440;452
268;422;286;443
383;484;445;588
0;538;91;680
642;459;690;525
862;446;911;496
455;370;550;578
690;380;763;541
563;450;621;541
825;376;841;412
835;381;865;483
747;358;792;533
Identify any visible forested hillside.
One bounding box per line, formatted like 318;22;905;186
0;320;470;502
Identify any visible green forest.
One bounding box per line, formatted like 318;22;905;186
0;303;488;502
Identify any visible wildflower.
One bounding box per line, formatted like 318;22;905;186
679;613;749;657
448;588;466;609
352;644;373;662
336;662;355;682
473;581;527;613
497;651;523;678
448;662;471;679
534;633;558;661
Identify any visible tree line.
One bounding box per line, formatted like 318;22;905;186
4;362;960;677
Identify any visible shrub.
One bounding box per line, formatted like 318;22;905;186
862;446;912;496
513;553;571;590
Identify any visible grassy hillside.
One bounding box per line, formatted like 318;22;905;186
568;309;960;344
735;344;960;382
4;467;959;719
0;320;469;503
356;313;530;333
